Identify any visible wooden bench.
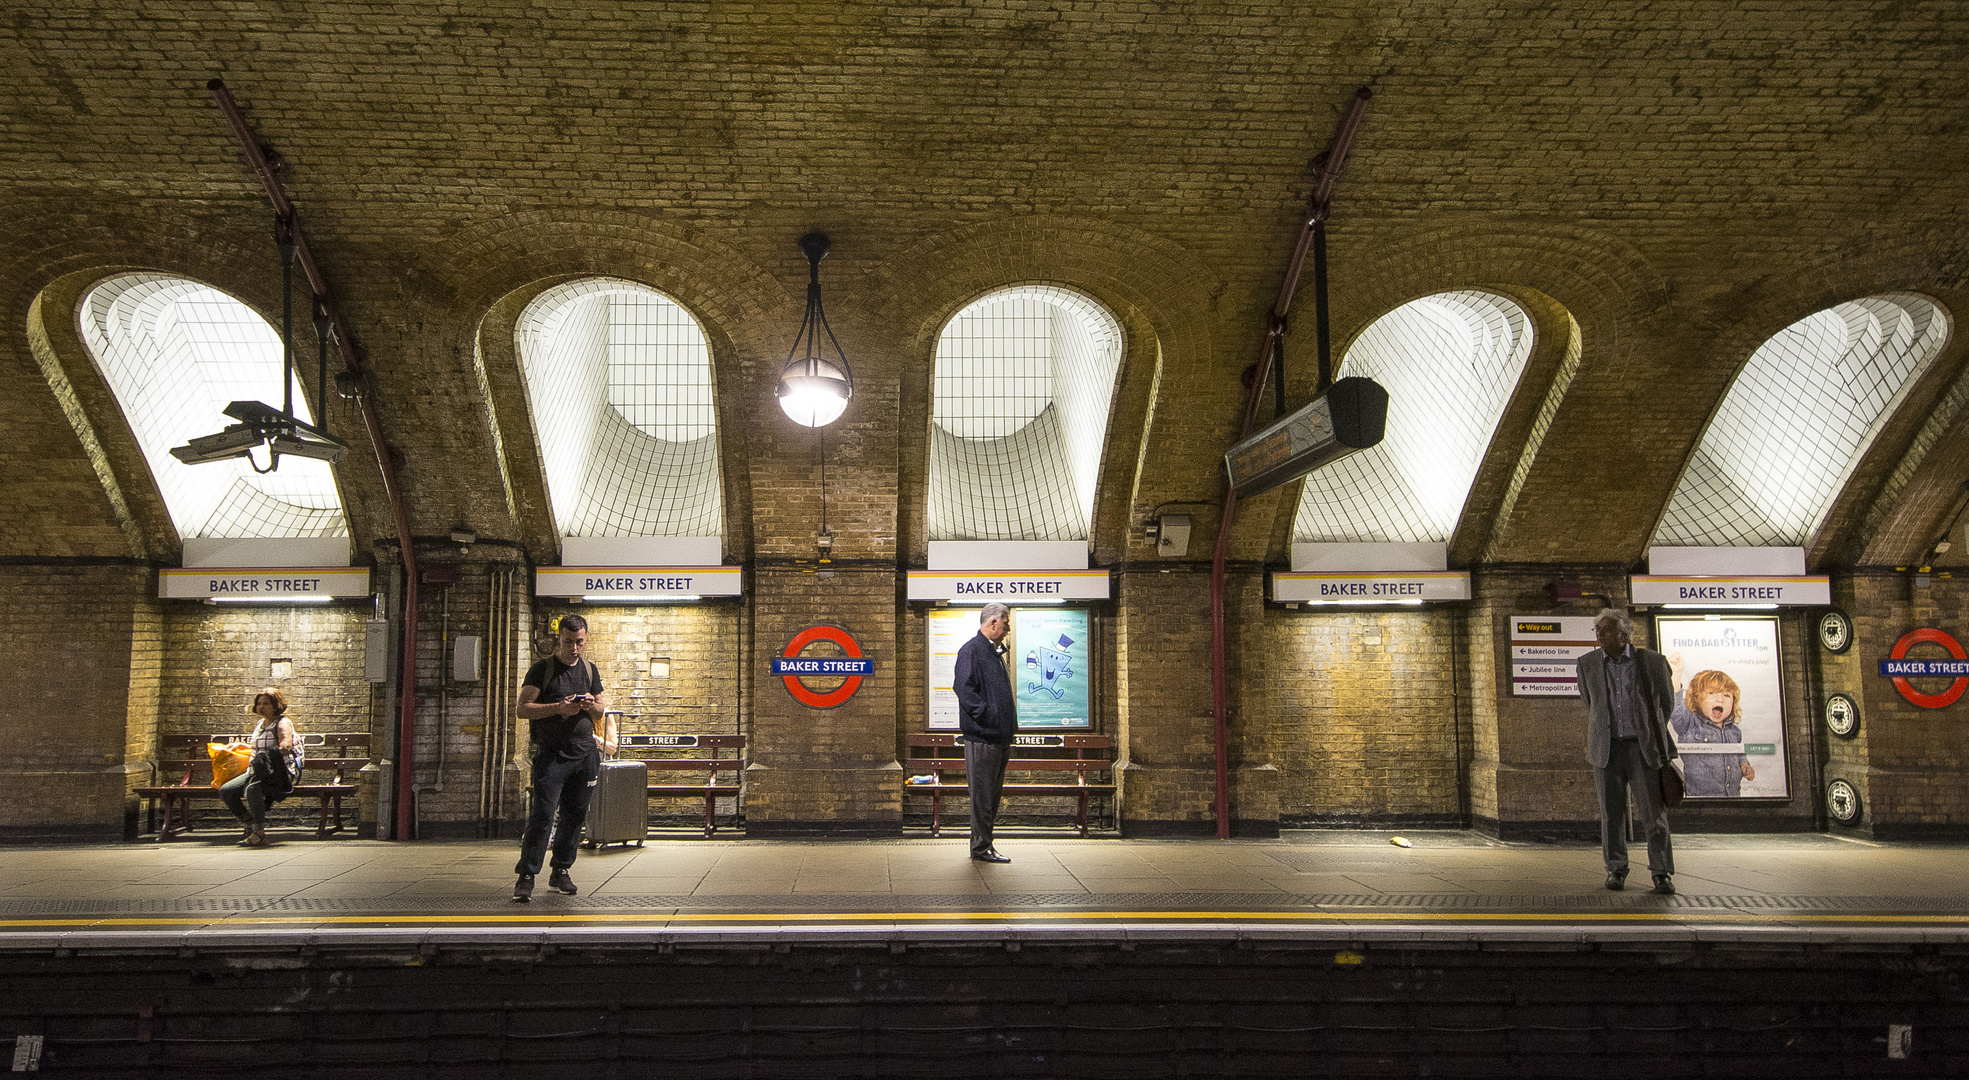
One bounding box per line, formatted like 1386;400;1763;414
903;733;1115;837
617;733;745;837
134;732;370;841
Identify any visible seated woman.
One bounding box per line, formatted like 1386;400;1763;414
220;689;302;846
1669;669;1755;798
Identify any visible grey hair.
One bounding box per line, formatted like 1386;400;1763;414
979;602;1011;624
1594;607;1634;641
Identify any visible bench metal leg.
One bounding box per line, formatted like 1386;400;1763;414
1077;791;1089;837
929;790;941;838
158;794;185;840
704;794;716;837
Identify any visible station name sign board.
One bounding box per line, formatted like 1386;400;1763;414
1629;575;1829;606
1271;571;1471;604
907;569;1111;602
160;567;369;600
535;565;742;599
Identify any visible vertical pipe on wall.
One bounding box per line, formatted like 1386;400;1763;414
1209;87;1372;838
206;80;423;842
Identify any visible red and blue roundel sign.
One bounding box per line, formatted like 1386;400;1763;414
772;625;875;709
1880;628;1969;709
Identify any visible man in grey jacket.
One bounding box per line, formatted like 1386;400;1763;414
954;602;1018;863
1576;608;1679;894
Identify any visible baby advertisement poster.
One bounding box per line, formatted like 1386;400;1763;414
1652;615;1789;799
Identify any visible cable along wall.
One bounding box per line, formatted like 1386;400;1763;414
1293;290;1534;545
1654;294;1950;548
77;273;348;540
515;279;722;539
928;284;1124;541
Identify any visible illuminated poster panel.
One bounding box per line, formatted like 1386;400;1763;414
1010;607;1092;730
1653;615;1790;800
925;607;1094;731
926;608;973;731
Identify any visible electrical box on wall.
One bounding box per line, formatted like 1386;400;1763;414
363;619;390;683
1157;514;1192;558
452;635;483;682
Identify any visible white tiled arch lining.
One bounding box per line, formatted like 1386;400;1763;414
77;273;347;540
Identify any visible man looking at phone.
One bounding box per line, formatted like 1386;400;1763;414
512;614;612;901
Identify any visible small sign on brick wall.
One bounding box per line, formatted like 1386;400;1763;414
1509;616;1600;697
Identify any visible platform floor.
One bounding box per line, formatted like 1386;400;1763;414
5;828;1969;950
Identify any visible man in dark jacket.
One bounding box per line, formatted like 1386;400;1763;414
954;602;1017;862
1577;608;1679;895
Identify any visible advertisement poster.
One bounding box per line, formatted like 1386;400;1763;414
1011;607;1092;730
1652;615;1789;799
925;608;974;731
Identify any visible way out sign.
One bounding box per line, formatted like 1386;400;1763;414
772;625;875;709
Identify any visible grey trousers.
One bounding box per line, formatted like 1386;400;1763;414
1596;737;1675;877
963;738;1011;856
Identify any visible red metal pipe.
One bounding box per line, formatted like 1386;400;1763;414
1209;87;1371;838
208;79;423;841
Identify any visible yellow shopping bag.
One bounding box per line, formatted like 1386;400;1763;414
208;742;252;787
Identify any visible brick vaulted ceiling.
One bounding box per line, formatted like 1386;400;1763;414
2;2;1966;570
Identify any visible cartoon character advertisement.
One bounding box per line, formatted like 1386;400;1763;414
1652;615;1789;799
924;606;1093;731
1011;607;1091;729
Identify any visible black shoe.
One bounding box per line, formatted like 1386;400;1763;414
512;875;534;902
1652;874;1676;896
971;849;1011;864
1605;870;1626;891
549;869;578;895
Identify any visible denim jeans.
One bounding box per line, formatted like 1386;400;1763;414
219;771;267;827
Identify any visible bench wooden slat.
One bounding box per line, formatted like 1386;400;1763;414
140;732;370;841
618;735;746;836
903;732;1114;838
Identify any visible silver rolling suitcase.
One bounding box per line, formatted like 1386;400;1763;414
582;758;649;849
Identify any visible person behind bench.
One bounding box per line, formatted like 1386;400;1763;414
954;602;1017;864
512;614;614;902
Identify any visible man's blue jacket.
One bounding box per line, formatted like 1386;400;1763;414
954;631;1018;743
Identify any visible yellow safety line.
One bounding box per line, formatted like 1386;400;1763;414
1;910;1966;930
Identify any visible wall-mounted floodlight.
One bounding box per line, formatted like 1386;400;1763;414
169;214;348;471
775;233;854;428
170;399;347;469
1223;377;1388;498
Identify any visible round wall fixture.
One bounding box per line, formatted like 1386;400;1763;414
1823;692;1860;739
1816;609;1853;654
1826;778;1863;826
771;625;873;709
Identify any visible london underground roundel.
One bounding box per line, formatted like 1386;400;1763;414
772;625;875;709
1887;628;1968;710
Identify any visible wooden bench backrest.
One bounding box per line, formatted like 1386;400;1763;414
906;733;1113;773
617;734;746;771
154;732;372;785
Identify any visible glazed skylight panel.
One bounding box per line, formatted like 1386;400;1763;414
516;279;722;539
1294;291;1533;544
928;285;1123;541
77;274;347;540
1654;294;1948;547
